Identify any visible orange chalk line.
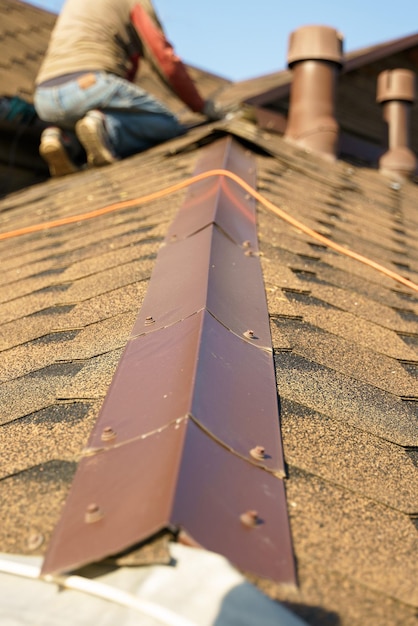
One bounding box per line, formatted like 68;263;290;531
1;168;417;294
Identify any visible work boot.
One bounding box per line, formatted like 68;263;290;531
75;110;117;167
39;127;79;177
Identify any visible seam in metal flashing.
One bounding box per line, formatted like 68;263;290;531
41;136;296;585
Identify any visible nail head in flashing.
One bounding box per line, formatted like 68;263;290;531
240;510;260;528
101;426;116;442
243;329;256;339
250;446;266;460
145;316;155;325
85;503;103;524
27;533;44;551
287;24;344;67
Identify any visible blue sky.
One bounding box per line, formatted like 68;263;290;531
28;0;417;81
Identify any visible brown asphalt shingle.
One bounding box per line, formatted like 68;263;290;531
0;282;146;351
280;398;418;514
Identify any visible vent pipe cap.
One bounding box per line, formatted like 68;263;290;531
287;25;344;67
377;69;415;104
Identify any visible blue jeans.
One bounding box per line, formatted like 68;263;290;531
34;71;186;158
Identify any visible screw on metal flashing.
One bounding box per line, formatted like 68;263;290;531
101;426;116;442
243;329;255;339
84;503;103;524
145;315;155;325
242;240;252;248
250;446;265;461
27;533;44;551
240;510;260;528
390;182;401;191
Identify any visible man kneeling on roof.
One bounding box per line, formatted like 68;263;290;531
34;0;226;177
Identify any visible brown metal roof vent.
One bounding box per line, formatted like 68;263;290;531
284;25;344;160
376;69;417;180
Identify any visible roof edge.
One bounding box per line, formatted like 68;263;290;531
344;32;418;73
242;32;418;108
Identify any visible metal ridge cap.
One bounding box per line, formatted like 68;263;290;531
41;409;294;582
40;136;295;584
131;224;272;349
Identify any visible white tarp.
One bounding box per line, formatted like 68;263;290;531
0;545;306;626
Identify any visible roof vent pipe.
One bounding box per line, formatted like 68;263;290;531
376;69;416;180
284;25;344;161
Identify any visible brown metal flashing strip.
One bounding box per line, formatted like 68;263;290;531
41;136;296;584
173;420;293;581
42;420;187;573
83;310;284;473
131;224;271;348
43;418;294;583
165;138;258;248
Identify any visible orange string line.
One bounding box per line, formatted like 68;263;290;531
1;168;417;294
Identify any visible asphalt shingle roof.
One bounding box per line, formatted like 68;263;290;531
0;2;417;624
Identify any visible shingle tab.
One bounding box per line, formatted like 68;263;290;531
275;350;418;446
285;467;418;607
280;398;418;513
